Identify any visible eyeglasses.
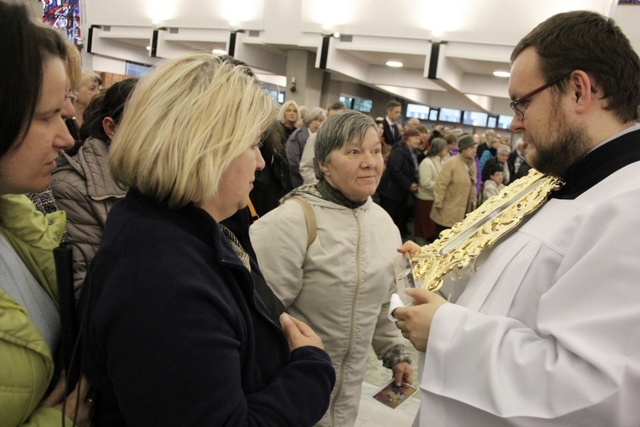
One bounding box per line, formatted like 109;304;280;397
66;90;77;103
510;74;571;120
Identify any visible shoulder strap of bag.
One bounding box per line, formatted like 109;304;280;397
286;196;317;249
247;198;259;223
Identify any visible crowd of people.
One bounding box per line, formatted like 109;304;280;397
1;2;639;426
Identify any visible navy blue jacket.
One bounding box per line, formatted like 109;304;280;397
377;142;418;201
79;190;335;426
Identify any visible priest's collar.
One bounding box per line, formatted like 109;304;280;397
552;126;640;200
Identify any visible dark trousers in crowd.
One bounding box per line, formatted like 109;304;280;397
378;194;411;237
433;223;450;242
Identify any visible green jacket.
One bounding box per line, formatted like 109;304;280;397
0;194;73;426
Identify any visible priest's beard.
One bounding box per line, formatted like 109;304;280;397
526;103;590;179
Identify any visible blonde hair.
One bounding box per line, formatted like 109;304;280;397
277;100;299;126
62;38;82;88
109;53;275;209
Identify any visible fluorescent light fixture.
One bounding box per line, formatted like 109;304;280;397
212;49;228;55
386;60;403;68
493;70;510;78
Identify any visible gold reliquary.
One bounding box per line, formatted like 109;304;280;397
412;169;563;292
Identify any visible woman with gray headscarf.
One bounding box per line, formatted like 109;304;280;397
251;110;413;427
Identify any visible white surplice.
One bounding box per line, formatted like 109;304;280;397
415;157;640;426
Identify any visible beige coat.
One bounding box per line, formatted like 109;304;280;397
51;137;126;293
430;155;477;227
250;188;408;427
416;155;444;201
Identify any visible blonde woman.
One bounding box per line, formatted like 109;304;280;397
277;99;300;140
79;54;335;426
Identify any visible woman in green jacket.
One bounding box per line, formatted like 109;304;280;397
0;3;91;425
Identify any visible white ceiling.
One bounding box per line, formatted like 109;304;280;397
82;0;639;116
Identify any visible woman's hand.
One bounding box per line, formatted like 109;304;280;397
391;361;414;386
280;313;325;351
397;240;421;256
41;374;93;427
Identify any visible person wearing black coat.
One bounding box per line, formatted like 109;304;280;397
251;121;293;217
78;53;335;426
382;100;403;146
377;129;421;236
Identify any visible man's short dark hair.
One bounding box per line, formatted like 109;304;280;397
327;101;346;111
511;10;640;122
386;100;401;111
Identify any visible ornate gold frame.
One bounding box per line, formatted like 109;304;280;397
412;169;563;291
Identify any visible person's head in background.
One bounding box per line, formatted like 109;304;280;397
326;101;346;117
385;100;402;123
73;70;102;126
487;163;505;185
298;105;308;120
416;125;430;151
80;78;138;146
108;53;274;221
488;136;501;150
277;100;299;130
303;107;327;134
406;117;420;130
0;5;74;195
496;144;511;163
425;137;448;159
402;128;421;150
62;37;82;104
443;132;458;154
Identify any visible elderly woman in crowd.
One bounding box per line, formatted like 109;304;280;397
414;137;448;244
0;3;92;425
78;53;335;426
251;110;413;427
71;70;101;128
482;143;512;185
285;106;326;187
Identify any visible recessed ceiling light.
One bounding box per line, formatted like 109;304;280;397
386;60;403;68
212;49;228;55
493;70;510;78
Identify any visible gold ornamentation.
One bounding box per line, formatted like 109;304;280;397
412;169;563;291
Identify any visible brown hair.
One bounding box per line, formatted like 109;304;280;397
511;10;640;122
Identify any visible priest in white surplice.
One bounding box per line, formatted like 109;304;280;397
393;10;640;427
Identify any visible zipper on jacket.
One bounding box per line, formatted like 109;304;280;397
329;210;361;427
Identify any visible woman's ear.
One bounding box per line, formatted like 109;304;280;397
317;160;330;176
102;117;117;140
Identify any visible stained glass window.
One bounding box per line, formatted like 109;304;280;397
43;0;82;48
